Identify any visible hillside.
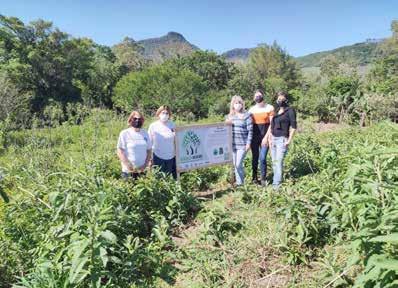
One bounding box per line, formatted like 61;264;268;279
221;48;252;63
120;31;382;68
222;39;383;68
137;31;199;63
295;39;382;67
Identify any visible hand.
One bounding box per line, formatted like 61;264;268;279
245;143;251;152
225;118;232;124
127;163;135;172
284;140;291;148
261;138;269;147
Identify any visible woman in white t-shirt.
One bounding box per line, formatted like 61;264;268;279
117;111;152;180
148;105;177;179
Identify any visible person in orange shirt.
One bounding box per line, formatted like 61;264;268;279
248;89;275;185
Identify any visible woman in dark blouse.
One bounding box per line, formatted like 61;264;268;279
268;91;297;189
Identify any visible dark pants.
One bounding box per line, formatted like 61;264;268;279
153;154;177;179
251;136;268;181
121;171;143;180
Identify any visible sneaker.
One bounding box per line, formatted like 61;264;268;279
260;179;268;186
251;179;260;185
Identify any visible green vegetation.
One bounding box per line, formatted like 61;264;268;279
0;13;397;288
137;32;199;63
0;115;396;287
296;40;381;68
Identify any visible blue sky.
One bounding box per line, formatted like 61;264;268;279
1;0;396;56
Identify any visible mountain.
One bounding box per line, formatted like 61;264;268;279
119;31;383;69
222;48;252;64
222;39;383;68
295;39;383;68
137;32;199;63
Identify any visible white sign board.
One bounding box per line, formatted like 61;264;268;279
175;123;233;172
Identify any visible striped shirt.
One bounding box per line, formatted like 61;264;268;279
227;112;253;150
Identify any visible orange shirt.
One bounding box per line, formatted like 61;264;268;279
249;104;275;124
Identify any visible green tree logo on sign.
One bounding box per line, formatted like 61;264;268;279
182;131;201;156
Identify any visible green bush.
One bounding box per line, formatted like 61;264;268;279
0;170;198;287
113;63;208;119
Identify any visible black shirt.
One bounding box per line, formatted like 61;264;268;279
271;107;297;138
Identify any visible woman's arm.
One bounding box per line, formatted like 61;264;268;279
285;128;296;147
262;116;273;147
285;109;297;147
246;114;253;151
117;148;134;171
141;149;152;171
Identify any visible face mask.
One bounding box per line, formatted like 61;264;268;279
234;103;243;112
276;99;288;107
131;119;143;128
254;95;263;103
159;113;169;122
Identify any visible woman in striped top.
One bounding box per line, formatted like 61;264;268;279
226;95;253;186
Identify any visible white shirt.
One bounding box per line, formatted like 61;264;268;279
148;120;176;160
117;128;152;172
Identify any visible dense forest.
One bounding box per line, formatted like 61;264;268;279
0;14;397;288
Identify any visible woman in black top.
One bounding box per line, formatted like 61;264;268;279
268;91;297;189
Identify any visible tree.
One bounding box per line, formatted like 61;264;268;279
0;72;31;128
169;50;236;91
0;15;96;113
75;45;122;108
113;62;208;119
324;75;361;123
226;66;258;101
246;42;302;98
367;21;398;94
320;55;340;78
112;37;149;74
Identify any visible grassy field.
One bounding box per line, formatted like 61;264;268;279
0;112;397;287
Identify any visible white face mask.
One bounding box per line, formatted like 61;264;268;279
159;113;169;122
234;103;243;112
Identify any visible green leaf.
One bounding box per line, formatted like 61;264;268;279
0;187;9;203
69;256;89;284
100;230;117;243
370;233;398;244
99;247;108;268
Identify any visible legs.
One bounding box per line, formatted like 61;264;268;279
251;137;261;181
251;137;268;183
233;149;247;185
153;154;177;180
270;137;287;189
259;146;268;181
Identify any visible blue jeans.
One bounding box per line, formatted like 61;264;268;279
251;137;268;180
270;136;288;188
233;149;247;185
153;154;177;179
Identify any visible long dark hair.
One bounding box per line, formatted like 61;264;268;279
276;91;289;111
